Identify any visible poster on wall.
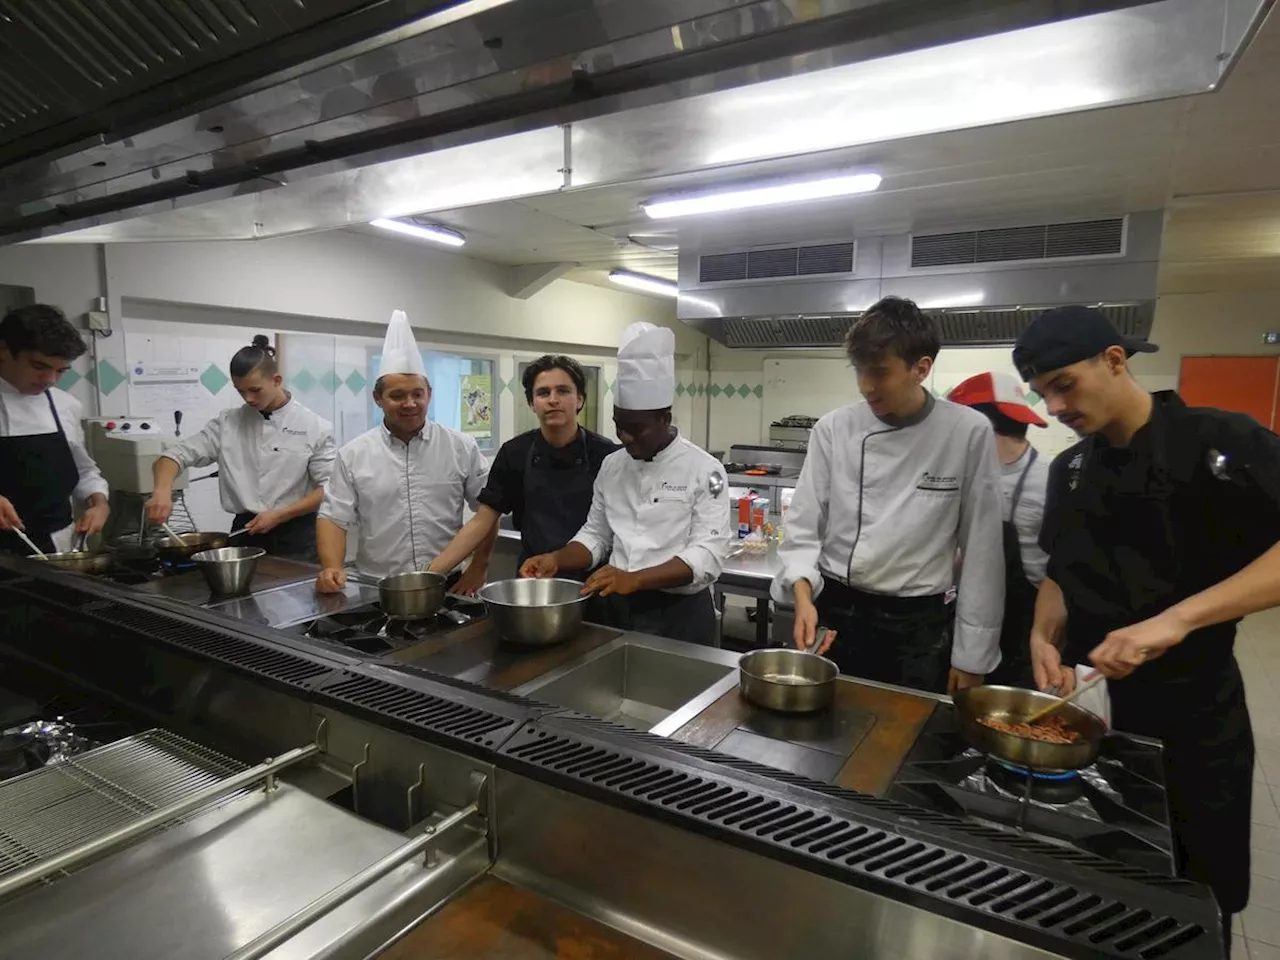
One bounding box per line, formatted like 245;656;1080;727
459;374;492;439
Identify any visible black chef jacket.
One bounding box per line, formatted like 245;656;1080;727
1040;390;1280;918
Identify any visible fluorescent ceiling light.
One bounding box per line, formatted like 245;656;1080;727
918;290;986;309
643;173;881;219
609;269;678;297
370;218;465;247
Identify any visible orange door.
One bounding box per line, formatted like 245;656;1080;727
1178;356;1280;429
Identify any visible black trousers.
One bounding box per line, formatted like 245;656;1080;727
593;589;718;647
232;512;318;563
814;576;952;694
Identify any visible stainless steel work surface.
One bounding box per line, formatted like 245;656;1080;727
0;729;243;885
206;577;380;628
718;542;781;590
0;783;489;960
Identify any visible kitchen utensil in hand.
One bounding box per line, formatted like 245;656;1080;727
806;627;829;655
14;528;47;559
160;521;184;543
227;527;250;539
1022;671;1105;725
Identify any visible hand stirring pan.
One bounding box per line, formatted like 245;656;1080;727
1022;670;1105;724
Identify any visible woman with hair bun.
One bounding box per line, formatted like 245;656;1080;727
145;335;336;561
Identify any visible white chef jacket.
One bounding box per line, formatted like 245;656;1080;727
162;398;336;517
0;378;108;549
319;420;489;578
773;397;1005;674
1002;446;1051;587
571;435;730;595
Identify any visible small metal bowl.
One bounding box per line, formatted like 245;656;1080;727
191;546;265;597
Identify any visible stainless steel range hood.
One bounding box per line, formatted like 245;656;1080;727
677;211;1163;348
6;0;1270;245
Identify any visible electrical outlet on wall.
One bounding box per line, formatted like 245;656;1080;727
85;310;111;335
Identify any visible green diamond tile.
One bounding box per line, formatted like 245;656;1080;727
199;364;230;395
604;380;614;395
708;384;722;397
1028;390;1042;407
57;368;82;391
753;385;763;398
737;384;751;398
97;359;126;396
722;383;736;397
319;370;341;394
697;384;706;396
344;370;367;393
675;383;686;396
291;369;317;393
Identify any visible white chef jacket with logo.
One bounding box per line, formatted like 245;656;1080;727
163;398;336;516
773;398;1005;674
0;379;108;550
571;435;730;595
320;420;489;578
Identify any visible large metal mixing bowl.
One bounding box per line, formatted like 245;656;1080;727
739;648;838;713
478;578;590;646
379;570;448;620
191;546;266;596
952;685;1106;772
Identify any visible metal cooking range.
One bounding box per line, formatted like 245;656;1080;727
284;596;488;655
887;704;1174;877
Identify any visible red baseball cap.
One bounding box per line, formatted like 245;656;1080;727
947;371;1047;427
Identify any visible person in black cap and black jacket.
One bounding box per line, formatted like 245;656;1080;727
1015;304;1280;953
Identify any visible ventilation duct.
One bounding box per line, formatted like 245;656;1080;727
679;211;1162;348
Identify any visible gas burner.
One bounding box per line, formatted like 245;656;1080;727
985;759;1084;804
291;594;486;654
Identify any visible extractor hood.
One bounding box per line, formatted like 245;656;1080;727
677;211;1163;348
5;0;1270;245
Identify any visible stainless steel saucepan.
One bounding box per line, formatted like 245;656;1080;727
377;570;448;620
738;647;838;713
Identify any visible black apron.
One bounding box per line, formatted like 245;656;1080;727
231;512;318;563
594;588;719;647
815;577;952;693
518;429;596;572
987;448;1038;688
0;392;81;556
1052;428;1253;918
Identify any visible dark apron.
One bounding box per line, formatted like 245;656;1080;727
1054;437;1253;919
231;512;318;563
815;577;952;693
594;589;718;647
518;429;597;570
986;448;1038;688
0;392;81;556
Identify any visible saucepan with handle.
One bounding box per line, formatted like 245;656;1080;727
738;629;838;713
952;684;1106;773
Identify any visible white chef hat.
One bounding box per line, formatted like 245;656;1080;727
377;309;428;379
616;322;675;410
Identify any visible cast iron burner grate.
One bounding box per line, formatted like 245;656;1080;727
293;596;486;654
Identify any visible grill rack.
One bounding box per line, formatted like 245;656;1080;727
0;730;243;886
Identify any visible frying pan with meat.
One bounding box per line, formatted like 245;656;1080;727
952;684;1106;772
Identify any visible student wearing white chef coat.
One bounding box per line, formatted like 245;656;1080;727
0;305;110;554
315;310;493;593
773;296;1005;694
521;322;730;645
147;336;336;562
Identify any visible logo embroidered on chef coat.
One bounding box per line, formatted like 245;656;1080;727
281;426;308;436
917;471;960;492
659;481;689;493
1068;452;1084;490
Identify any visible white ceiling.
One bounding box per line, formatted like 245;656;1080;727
375;7;1280;296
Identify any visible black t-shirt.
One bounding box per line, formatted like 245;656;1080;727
477;427;619;530
1040;391;1280;671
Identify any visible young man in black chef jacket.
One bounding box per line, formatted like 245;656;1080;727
1017;305;1280;954
427;355;618;587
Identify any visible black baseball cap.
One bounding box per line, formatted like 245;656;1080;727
1013;305;1158;381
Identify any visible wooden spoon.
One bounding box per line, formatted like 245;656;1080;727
1023;671;1105;725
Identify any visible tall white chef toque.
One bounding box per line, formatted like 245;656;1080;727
616;322;676;410
377;309;428;379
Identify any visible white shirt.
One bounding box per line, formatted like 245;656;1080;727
0;377;108;504
572;435;730;595
162;398;336;516
320;420;489;578
1002;445;1050;587
773;397;1006;674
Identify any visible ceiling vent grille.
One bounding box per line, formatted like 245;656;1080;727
722;316;853;348
911;219;1125;268
700;242;854;283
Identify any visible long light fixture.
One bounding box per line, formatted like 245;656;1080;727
643;172;881;220
608;269;678;297
370;217;466;247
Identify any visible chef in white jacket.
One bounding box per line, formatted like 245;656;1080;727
315;310;492;593
521;322;729;646
146;335;336;561
773;296;1005;694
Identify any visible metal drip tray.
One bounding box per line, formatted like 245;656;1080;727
0;730;244;887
